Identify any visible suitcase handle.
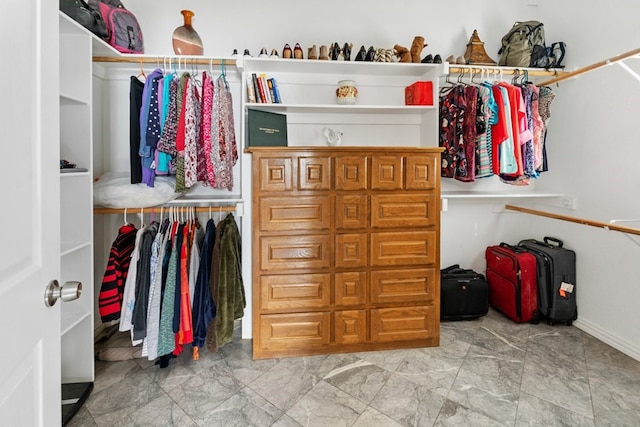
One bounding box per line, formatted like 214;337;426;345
543;236;564;247
500;242;527;253
441;264;461;274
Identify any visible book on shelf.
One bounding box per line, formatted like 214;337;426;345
248;74;282;104
246;77;256;103
270;78;281;103
247;109;287;147
267;78;278;103
260;73;272;103
251;73;264;103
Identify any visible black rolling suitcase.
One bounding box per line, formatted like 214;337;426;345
440;264;489;321
518;237;577;325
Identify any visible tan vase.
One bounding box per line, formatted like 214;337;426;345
172;10;203;55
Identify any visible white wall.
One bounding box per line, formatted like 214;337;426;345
532;0;640;359
96;0;640;359
123;0;533;60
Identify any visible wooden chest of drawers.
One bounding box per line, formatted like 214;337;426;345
249;147;442;359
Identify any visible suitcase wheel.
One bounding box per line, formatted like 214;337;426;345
565;320;573;326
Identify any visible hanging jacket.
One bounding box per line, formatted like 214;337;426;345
98;224;138;322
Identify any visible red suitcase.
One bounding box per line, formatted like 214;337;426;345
485;243;539;323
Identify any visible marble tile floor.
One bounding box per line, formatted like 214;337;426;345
69;309;640;426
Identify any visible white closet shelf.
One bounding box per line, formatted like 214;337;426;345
61;309;91;336
441;191;563;199
246;103;435;114
238;56;443;76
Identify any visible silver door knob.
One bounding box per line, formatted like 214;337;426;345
44;280;82;307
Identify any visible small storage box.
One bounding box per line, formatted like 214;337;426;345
247;109;288;147
405;81;433;106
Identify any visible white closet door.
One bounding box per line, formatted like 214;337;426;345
0;0;61;424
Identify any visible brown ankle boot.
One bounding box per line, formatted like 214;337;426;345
308;44;318;60
319;45;328;60
410;36;427;63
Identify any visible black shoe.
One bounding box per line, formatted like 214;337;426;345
243;49;252;57
330;42;340;60
342;43;352;61
433;54;442;64
365;46;375;62
421;54;433;63
354;45;366;61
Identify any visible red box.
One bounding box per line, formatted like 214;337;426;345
405;81;433;105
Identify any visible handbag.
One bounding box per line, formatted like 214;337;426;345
60;0;108;39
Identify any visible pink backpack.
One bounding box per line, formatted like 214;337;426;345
88;0;144;54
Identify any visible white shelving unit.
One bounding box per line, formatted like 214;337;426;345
237;57;444;148
59;12;97;423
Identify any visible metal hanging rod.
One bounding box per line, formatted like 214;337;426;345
447;65;564;78
538;47;640;86
504;205;640;236
94;205;238;215
92;56;237;66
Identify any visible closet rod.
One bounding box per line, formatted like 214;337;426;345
538;47;640;86
92;56;237;66
448;65;563;78
94;206;237;215
504;205;640;236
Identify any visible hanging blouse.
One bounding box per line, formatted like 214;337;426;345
184;78;201;188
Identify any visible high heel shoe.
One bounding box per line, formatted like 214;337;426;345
365;46;375;62
282;43;293;59
270;49;279;58
294;43;303;59
421;54;433;63
329;42;340;60
342;43;353;61
243;49;252;57
354;45;366;61
258;47;268;58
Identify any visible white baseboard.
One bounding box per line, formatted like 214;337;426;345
574;318;640;362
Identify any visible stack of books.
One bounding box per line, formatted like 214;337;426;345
247;73;282;104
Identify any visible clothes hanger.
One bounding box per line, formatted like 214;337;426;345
136;57;146;81
123;207;128;225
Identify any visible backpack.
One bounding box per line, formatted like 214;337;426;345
88;0;143;54
498;21;547;68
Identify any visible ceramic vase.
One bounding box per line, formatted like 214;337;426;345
336;80;358;104
172;10;203;55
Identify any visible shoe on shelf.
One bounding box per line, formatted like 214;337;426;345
308;44;318;60
243;49;252;57
354;45;366;61
329;42;340;60
445;55;455;63
319;45;329;60
365;46;375;62
231;49;238;57
270;49;279;58
259;48;268;58
433;54;442;64
294;43;303;59
282;43;293;59
421;54;433;63
342;43;353;61
456;56;466;64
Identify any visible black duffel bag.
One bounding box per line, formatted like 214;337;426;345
60;0;108;39
440;264;489;321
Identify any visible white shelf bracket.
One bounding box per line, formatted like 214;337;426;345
609;219;640;247
616;61;640;84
